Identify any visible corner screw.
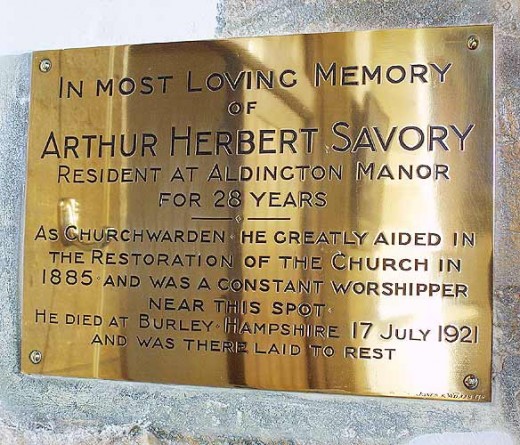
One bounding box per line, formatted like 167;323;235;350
39;59;52;73
29;350;43;364
463;374;479;390
467;35;479;50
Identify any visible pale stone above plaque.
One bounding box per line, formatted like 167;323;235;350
22;25;493;401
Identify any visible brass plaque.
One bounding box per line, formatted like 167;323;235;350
22;25;493;401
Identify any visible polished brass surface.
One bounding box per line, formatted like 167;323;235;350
22;25;493;401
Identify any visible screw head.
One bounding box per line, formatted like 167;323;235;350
29;350;42;364
467;35;479;50
39;59;52;73
463;374;479;390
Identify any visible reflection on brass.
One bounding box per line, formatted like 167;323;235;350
58;198;110;249
22;25;494;401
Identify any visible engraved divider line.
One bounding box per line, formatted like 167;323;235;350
191;217;234;221
247;217;291;221
190;217;292;221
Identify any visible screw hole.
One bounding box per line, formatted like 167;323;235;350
467;35;479;51
39;59;52;73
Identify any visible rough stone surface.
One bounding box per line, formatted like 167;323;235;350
0;0;518;443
